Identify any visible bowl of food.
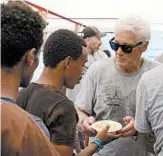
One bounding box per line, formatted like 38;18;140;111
91;120;122;133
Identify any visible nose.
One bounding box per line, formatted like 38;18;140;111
98;40;102;47
116;46;124;55
81;68;85;75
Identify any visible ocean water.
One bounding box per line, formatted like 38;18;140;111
32;30;163;82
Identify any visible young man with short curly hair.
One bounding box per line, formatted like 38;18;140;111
16;29;88;155
1;2;60;156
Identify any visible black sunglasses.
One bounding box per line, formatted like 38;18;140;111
109;37;143;53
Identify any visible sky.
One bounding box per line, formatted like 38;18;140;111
23;0;163;32
2;0;162;31
27;0;163;23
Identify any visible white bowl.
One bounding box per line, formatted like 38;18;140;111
91;120;122;133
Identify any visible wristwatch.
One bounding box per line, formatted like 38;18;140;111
90;138;103;150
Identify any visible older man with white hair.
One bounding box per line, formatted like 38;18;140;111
76;15;161;156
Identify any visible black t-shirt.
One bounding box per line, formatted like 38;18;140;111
16;83;78;146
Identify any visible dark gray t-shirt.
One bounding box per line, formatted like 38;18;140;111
76;58;160;156
135;65;163;155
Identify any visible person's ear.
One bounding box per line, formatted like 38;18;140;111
141;41;149;52
85;37;92;46
26;48;36;66
63;56;73;70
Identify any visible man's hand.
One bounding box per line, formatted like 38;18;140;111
82;116;96;136
117;116;136;137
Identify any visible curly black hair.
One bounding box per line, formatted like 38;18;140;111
43;29;86;68
1;2;46;68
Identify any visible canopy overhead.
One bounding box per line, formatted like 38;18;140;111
24;0;163;34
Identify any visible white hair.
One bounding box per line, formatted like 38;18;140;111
115;15;151;42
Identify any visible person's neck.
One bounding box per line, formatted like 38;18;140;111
36;67;63;91
1;68;21;101
116;58;144;74
86;46;94;54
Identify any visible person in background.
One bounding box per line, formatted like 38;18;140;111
66;26;108;103
75;15;161;156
